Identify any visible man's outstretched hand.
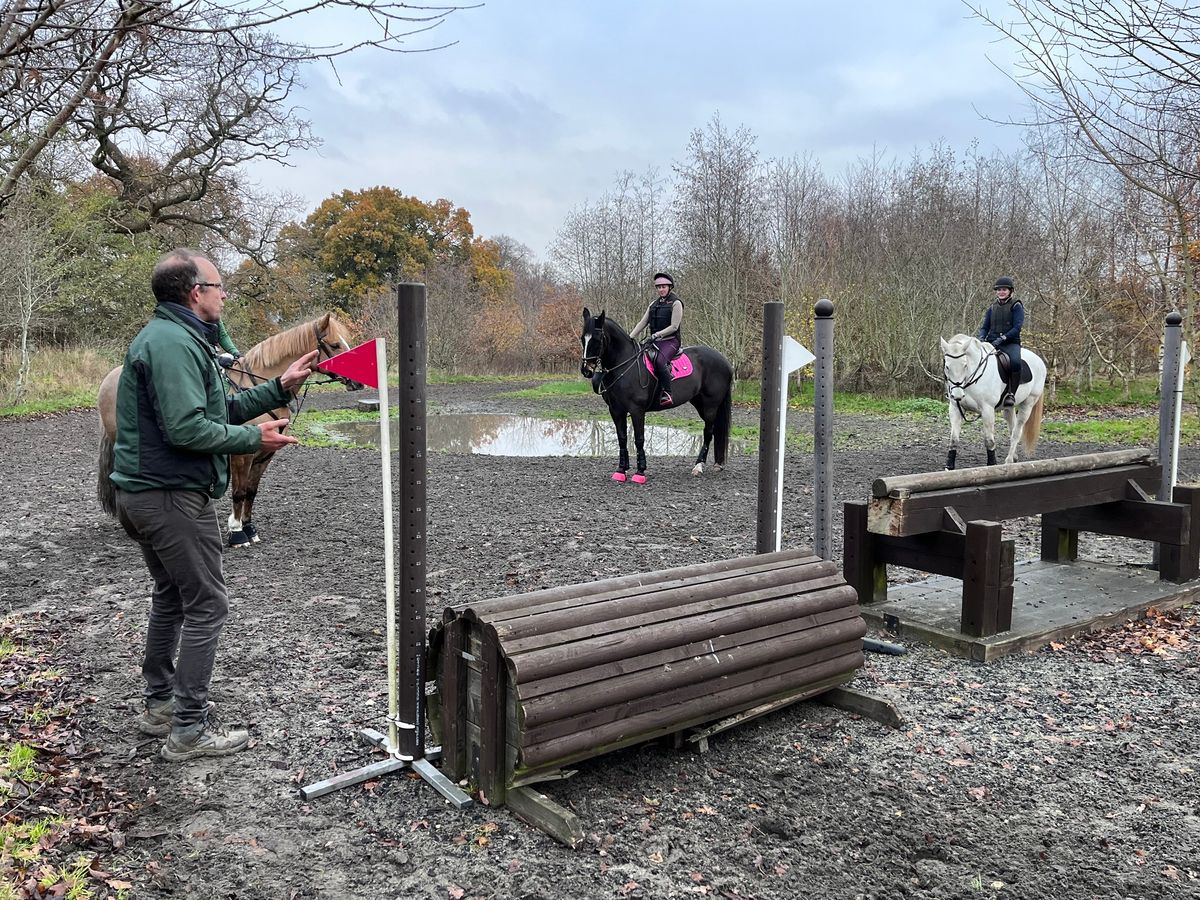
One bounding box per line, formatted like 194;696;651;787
258;418;298;452
280;349;320;393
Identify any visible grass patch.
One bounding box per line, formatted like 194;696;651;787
1;742;44;792
291;406;380;449
0;816;66;865
1052;376;1161;407
1041;417;1175;445
0;346;117;415
500;377;590;400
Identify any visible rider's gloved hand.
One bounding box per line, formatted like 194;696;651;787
232;351;242;360
991;338;1004;348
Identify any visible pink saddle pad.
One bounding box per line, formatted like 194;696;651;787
643;352;694;379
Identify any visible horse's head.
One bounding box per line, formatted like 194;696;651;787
315;312;364;390
941;334;987;402
580;307;608;378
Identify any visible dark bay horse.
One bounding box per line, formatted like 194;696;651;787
97;312;360;545
580;307;733;482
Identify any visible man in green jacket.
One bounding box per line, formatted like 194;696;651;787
111;248;318;762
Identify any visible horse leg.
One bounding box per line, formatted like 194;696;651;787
227;453;254;547
692;400;716;477
610;409;630;482
631;413;648;484
982;406;998;466
1004;403;1027;465
946;402;964;470
240;451;275;542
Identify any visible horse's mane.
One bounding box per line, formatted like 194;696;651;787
243;313;339;371
945;333;977;350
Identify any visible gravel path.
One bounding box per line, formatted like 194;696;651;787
1;382;1198;900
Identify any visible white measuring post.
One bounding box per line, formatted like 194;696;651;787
375;337;399;755
773;337;815;551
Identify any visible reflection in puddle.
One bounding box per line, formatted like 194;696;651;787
325;414;717;457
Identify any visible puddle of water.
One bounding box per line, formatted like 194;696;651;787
324;414;716;457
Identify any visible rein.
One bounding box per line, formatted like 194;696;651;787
944;342;1002;416
218;323;351;426
582;330;648;395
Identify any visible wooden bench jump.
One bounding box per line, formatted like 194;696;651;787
844;450;1200;638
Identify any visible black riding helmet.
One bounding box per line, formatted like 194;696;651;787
653;272;674;287
993;275;1015;291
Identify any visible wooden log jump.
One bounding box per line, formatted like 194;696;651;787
430;548;865;844
846;450;1200;639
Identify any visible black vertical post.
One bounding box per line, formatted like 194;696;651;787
396;283;427;761
756;302;784;553
813;299;835;560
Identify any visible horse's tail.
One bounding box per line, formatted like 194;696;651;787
714;381;732;466
97;428;117;517
1023;393;1044;455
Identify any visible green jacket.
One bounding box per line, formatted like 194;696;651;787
110;305;291;497
215;318;239;355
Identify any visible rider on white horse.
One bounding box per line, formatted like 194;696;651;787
978;275;1024;407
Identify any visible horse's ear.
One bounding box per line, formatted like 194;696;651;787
582;307;591;322
595;310;606;327
319;312;331;329
939;337;950;353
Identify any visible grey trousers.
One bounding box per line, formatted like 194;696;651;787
115;488;227;727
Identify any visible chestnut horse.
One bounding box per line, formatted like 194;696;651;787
97;312;360;545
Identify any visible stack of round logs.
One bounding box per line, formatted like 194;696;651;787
430;548;866;805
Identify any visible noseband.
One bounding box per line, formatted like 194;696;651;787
943;345;993;394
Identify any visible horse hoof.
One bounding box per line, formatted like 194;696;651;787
228;531;252;548
243;523;259;543
611;472;627;482
631;473;647;484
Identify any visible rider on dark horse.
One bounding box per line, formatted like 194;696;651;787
978;275;1024;407
631;272;684;407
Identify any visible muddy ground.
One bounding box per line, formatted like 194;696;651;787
2;381;1199;900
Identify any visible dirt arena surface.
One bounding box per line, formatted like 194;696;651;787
2;381;1198;899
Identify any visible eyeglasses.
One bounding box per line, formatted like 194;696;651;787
194;282;224;290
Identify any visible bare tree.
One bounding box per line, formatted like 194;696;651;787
0;0;471;220
970;0;1200;331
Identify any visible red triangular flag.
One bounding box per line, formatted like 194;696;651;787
318;339;380;388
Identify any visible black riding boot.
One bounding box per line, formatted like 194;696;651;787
1002;369;1019;407
655;363;672;406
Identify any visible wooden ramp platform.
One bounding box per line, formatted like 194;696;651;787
860;559;1200;662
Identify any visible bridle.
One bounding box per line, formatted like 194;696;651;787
581;325;644;394
218;322;358;425
943;340;997;417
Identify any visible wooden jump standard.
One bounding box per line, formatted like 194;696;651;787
429;548;865;846
844;450;1200;638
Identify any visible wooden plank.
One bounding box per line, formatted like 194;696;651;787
817;686;903;729
961;521;1009;638
872;450;1154;498
519;616;868;729
1037;499;1189;545
1161;484;1200;582
459;548;817;622
516;606;862;701
478;631;505;806
874;530;968;579
520;650;863;767
1040;511;1078;562
843;501;886;604
509;584;859;683
493;559;839;643
521;664;859;771
440;619;465;781
506;786;584;849
869;465;1162;536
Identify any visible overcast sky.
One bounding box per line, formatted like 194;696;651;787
252;1;1031;260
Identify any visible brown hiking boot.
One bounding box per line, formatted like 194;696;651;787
138;698;215;737
160;711;249;762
